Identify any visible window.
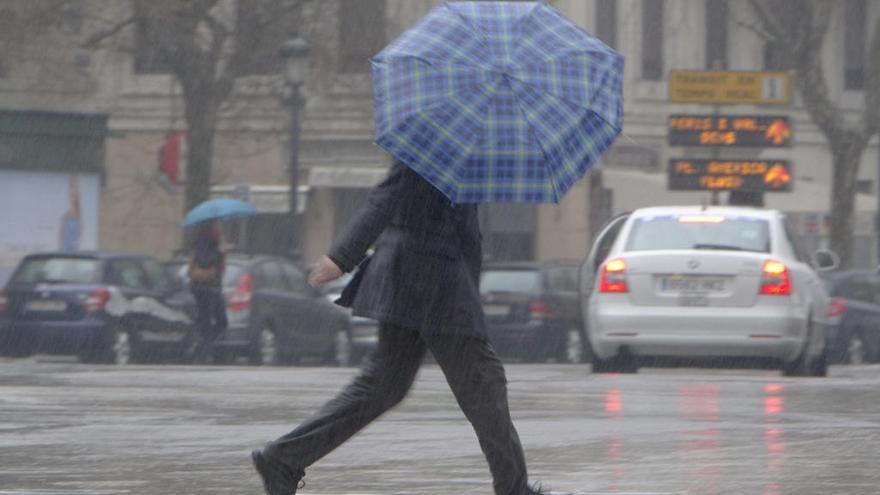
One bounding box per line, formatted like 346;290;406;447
641;0;664;80
11;257;99;285
222;263;247;288
257;262;286;291
868;275;880;305
141;259;173;292
705;0;728;69
844;0;867;90
480;270;540;295
339;0;386;74
107;260;150;290
595;0;617;48
545;267;578;292
846;275;874;303
280;262;310;293
782;216;810;264
592;215;628;273
626;216;771;253
133;20;171;75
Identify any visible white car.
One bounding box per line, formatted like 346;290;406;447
580;206;838;376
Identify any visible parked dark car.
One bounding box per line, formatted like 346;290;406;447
0;252;196;364
167;253;354;366
824;270;880;364
480;261;586;363
319;272;379;365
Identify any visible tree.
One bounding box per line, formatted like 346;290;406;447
85;0;312;238
746;1;880;267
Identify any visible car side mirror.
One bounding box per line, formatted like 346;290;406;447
813;249;839;272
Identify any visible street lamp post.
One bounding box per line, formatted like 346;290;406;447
279;37;309;260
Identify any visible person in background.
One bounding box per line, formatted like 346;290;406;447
187;219;227;363
59;174;81;252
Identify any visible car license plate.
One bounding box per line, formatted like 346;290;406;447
25;300;67;312
678;294;710;307
660;276;727;293
483;304;510;316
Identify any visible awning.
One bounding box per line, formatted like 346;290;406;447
211;185;309;214
0;110;108;174
308;166;388;188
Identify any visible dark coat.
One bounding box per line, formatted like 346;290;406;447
328;162;485;337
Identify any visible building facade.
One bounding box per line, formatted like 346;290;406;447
0;1;878;274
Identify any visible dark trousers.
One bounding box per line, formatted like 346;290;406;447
191;285;227;359
268;323;530;495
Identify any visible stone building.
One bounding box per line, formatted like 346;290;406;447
1;0;879;275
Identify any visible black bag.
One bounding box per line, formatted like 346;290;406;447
335;255;372;308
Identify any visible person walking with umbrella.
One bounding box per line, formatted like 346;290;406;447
187;219;228;363
251;2;623;494
183;197;256;362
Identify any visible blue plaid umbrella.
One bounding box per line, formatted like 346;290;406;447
372;1;624;203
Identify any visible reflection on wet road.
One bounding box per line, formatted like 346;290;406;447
1;358;879;494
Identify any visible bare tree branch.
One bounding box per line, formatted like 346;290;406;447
732;18;772;42
747;0;789;41
81;16;135;49
747;1;878;267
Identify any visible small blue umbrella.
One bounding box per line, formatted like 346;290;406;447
183;198;257;226
372;1;624;203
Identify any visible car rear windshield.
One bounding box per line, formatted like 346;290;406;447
222;263;247;287
11;257;100;284
174;262;246;287
626;215;771;253
480;270;540;294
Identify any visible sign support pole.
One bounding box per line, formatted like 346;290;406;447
710;103;721;206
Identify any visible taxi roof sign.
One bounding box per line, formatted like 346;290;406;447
669;70;792;105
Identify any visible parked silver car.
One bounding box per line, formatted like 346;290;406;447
580;206;838;376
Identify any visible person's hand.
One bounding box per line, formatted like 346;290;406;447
309;255;344;288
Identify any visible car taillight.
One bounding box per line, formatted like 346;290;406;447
528;300;548;319
85;287;110;312
228;273;253;312
827;298;847;317
760;260;791;296
599;258;628;293
0;289;7;313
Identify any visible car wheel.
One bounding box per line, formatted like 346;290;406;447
782;320;815;377
111;329;133;365
810;346;828;377
249;326;279;366
846;334;867;365
212;349;238;365
0;334;32;358
591;351;637;374
83;326;133;365
329;327;353;367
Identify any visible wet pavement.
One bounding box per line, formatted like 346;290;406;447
1;357;879;494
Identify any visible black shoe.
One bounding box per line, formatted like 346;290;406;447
529;484;576;495
251;448;304;495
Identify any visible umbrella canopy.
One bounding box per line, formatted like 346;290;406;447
372;1;624;204
183;198;256;226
